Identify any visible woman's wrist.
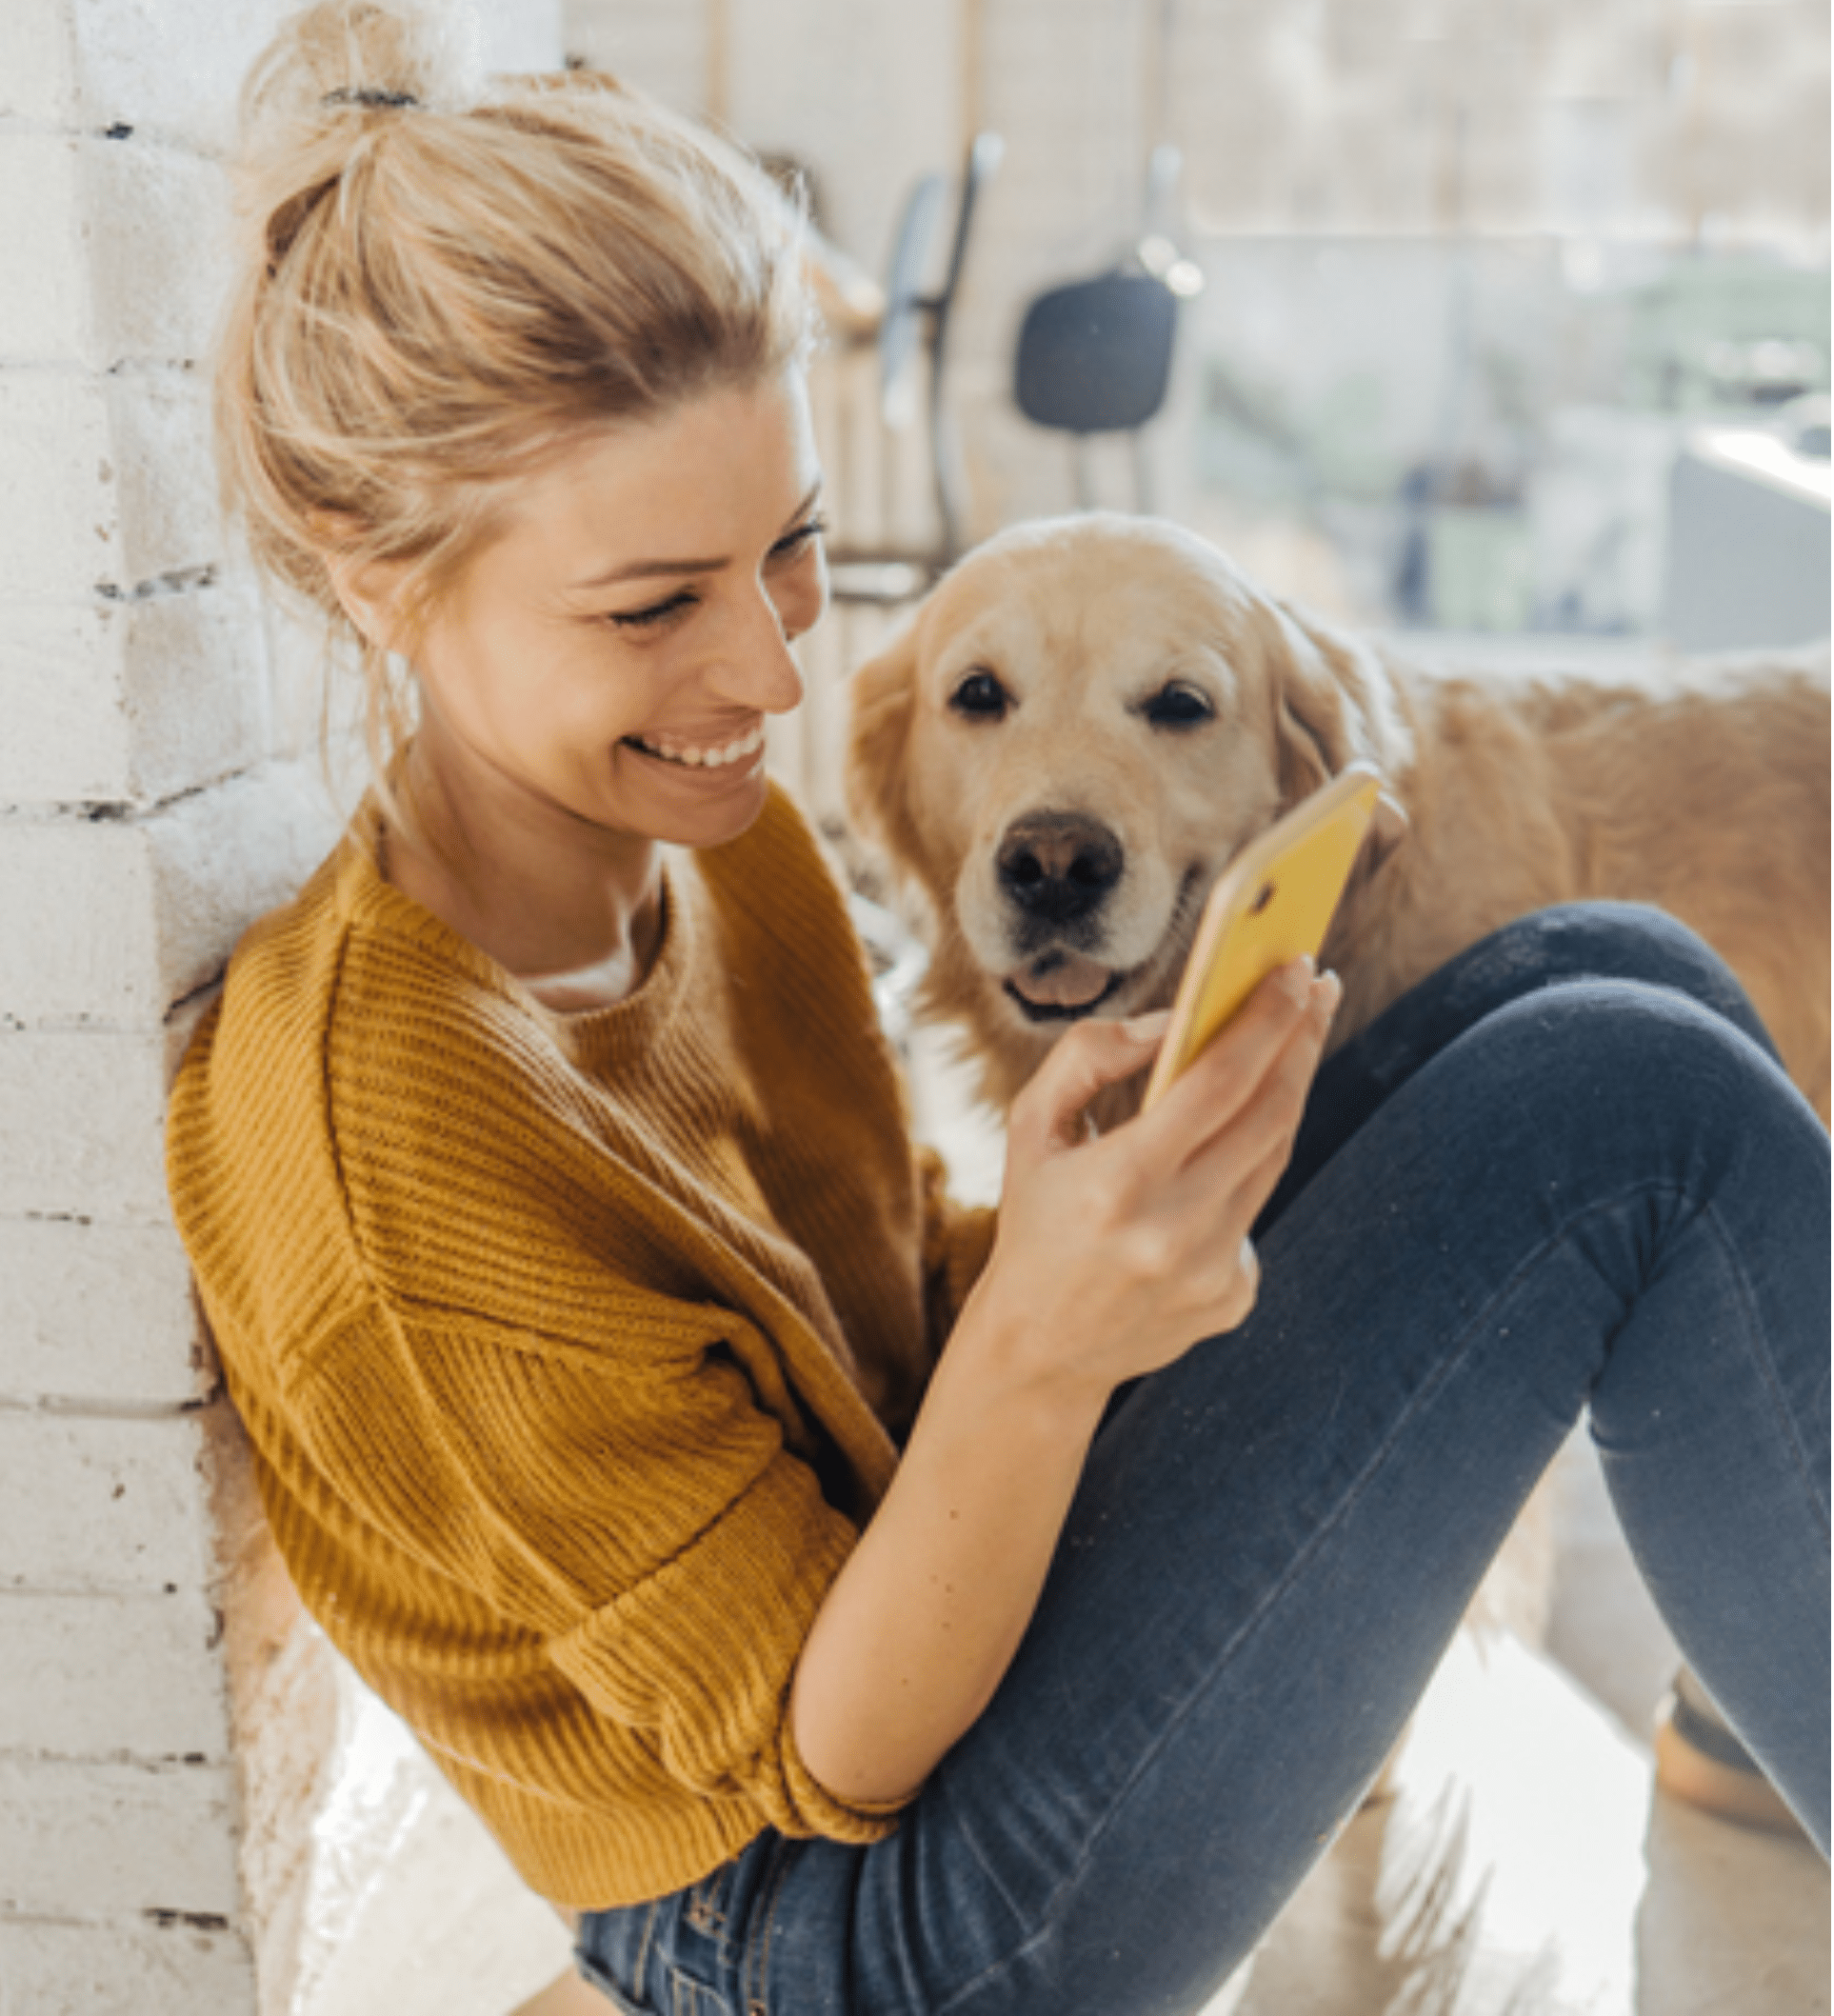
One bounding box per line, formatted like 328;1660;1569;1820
938;1271;1115;1444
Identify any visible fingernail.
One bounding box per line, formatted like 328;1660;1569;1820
1315;970;1343;1016
1122;1009;1170;1042
1278;956;1315;1004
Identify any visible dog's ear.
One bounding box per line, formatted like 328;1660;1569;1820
1260;596;1411;814
845;621;927;881
1257;599;1360;807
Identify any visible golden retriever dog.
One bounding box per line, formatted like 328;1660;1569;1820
846;512;1830;1139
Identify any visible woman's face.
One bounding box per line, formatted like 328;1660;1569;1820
405;368;826;859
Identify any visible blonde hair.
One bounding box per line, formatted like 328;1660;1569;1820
215;1;814;817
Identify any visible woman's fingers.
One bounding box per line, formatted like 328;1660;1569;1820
1009;1009;1170;1156
1140;962;1338;1170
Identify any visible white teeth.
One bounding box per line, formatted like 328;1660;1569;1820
636;727;765;769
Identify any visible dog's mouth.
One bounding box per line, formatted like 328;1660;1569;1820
1002;949;1128;1024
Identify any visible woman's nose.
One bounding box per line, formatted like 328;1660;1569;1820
715;581;807;714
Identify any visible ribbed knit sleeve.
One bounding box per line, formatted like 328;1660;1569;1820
167;784;953;1904
289;1299;901;1845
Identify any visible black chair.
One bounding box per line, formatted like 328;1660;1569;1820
1011;144;1198;513
826;132;1005;605
1013;271;1181;512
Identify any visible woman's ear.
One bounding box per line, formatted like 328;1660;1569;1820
845;621;925;879
321;538;410;653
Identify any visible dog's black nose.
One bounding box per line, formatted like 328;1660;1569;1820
996;812;1124;923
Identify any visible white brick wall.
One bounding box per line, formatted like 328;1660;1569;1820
1;5;335;2012
3;4;564;2010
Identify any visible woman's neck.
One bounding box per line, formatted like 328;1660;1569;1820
384;731;666;1013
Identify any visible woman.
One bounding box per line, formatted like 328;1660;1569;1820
168;7;1829;2012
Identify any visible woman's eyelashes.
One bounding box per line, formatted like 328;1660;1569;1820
770;513;827;563
602;517;827;631
608;589;700;630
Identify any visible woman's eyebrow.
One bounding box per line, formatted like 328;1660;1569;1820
568;482;824;592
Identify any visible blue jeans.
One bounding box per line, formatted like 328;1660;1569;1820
577;905;1830;2016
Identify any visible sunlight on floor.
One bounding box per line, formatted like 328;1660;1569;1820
1214;1438;1828;2016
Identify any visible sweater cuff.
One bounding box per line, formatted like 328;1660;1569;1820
779;1714;912;1841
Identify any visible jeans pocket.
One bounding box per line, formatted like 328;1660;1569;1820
667;1968;738;2016
573;1946;655;2016
574;1897;664;2016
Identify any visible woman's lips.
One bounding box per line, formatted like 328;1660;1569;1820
625;723;767;770
622;726;767;783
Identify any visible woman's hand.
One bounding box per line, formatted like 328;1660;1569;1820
963;958;1341;1409
788;959;1338;1807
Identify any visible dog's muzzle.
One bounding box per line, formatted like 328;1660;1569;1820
994;809;1131;1021
996;810;1123;929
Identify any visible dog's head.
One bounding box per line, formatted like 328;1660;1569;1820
846;514;1409;1101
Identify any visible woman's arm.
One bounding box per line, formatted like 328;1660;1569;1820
791;962;1340;1805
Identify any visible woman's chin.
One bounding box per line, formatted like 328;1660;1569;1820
620;747;772;844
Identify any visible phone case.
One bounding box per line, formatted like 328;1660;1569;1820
1141;763;1383;1110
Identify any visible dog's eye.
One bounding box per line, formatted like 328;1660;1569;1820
1142;682;1215;729
949;669;1011;721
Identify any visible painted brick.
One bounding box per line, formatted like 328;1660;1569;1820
0;818;160;1025
0;761;338;1027
50;0;559;151
0;1915;254;2016
0;374;117;606
122;584;275;802
61;0;286;153
0;135;87;361
110;369;219;591
480;0;566;73
86;141;234;369
0;1218;208;1407
0;602;135;803
0;1587;230;1759
0;1026;171;1222
263;601;331;767
0;139;229;373
0;1408;220;1594
145;759;343;1011
0;371;217;606
0;1755;240;1916
0;0;76;125
0;587;270;808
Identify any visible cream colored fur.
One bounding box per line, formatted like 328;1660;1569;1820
847;513;1830;1138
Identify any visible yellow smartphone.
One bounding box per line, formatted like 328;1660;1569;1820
1140;762;1383;1110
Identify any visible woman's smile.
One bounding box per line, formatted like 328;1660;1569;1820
624;722;769;772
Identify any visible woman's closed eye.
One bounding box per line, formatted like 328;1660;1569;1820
603;518;825;630
769;514;827;564
606;589;700;630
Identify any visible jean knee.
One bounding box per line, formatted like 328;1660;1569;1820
1467;904;1776;1061
1483;969;1792;1164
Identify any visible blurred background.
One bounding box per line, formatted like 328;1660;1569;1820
563;0;1829;828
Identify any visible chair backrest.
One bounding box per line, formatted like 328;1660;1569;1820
925;133;1005;555
877;170;949;424
930;132;1006;362
1013;270;1179;436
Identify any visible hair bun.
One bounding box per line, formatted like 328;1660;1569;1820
238;1;478;139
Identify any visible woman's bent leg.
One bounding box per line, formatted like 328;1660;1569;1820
749;957;1828;2015
1262;901;1786;1233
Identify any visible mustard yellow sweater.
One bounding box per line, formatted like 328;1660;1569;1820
166;782;994;1908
